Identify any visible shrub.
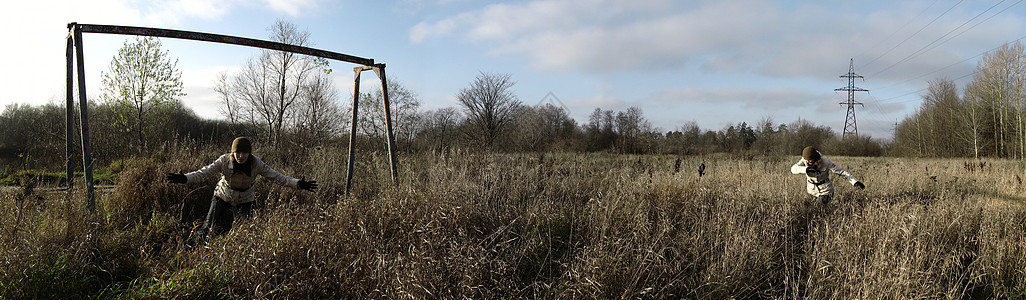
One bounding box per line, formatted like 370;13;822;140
105;158;188;228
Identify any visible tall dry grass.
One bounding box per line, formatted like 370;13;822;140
0;149;1023;298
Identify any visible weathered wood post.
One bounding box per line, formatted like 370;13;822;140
71;23;97;213
345;67;365;195
374;64;399;186
345;65;401;194
65;27;74;190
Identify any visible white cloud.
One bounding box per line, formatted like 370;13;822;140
180;0;234;19
264;0;321;17
137;0;237;25
411;0;777;72
0;1;145;106
411;18;458;43
409;0;1026;82
443;95;461;106
395;0;472;17
0;0;334;109
645;87;832;112
181;66;233;89
568;94;624;109
410;0;676;43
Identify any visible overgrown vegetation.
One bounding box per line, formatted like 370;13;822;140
1;151;1022;298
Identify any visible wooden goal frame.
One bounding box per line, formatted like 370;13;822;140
66;23;398;212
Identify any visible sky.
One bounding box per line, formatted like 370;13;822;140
2;0;1025;141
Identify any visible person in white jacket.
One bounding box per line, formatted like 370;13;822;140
166;137;318;241
790;146;864;204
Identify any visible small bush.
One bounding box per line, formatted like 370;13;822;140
105;158;188;228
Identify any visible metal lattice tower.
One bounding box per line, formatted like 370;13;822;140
834;58;868;139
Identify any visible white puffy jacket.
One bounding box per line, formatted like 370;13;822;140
790;157;859;197
185;154;299;205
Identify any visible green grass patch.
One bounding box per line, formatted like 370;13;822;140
0;168;118;186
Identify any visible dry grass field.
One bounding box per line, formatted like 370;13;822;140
1;146;1024;298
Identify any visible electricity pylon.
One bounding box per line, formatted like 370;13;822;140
835;58;868;139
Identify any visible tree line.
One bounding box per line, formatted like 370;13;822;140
1;20;888;173
893;41;1026;158
0;96;882;172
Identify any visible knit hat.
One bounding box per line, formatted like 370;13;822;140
802;146;821;161
231;137;252;153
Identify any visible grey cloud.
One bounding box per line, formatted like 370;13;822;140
412;0;778;72
412;0;1025;82
761;2;1024;82
646;87;829;111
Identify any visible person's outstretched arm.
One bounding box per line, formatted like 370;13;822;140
822;158;864;189
167;154;229;184
253;156;316;191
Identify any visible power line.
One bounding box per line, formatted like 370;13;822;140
861;0;965;71
875;70;979;104
875;31;1026;92
850;0;1024;110
873;35;1026;106
919;0;1024;56
869;0;1007;79
868;13;1026;105
857;0;942;69
858;49;1013;139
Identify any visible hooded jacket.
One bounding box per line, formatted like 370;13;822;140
185;154;299;205
790;157;859;197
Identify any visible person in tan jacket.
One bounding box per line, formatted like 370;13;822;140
790;146;864;204
167;137;317;241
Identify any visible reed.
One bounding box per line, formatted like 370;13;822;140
0;152;1022;298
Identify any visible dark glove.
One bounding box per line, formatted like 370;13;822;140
298;178;318;192
805;166;820;177
166;172;187;184
854;181;866;190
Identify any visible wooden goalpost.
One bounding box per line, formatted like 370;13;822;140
66;23;398;213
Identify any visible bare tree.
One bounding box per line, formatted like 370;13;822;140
678;121;703;154
219;20;321;144
296;73;346;143
585;108;616;151
957;88;988;158
1012;43;1026;159
456;72;522;150
921;78;962;157
964;41;1026;158
267;20;320;143
417;107;462;152
356;79;421;148
614;106;651;153
230;57;277;139
214;71;244;132
517;103;576;151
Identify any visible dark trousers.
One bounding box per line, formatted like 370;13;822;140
198;196;253;239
